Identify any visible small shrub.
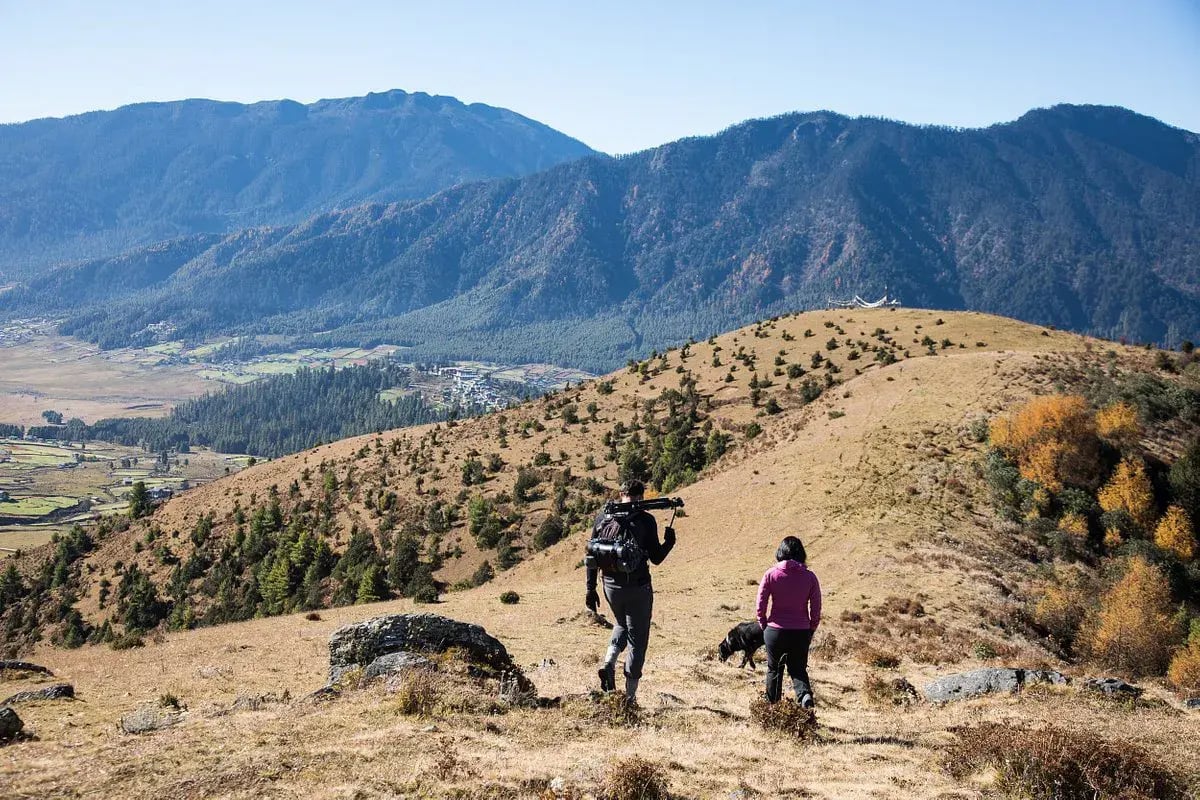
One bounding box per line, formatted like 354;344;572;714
943;723;1185;800
599;756;669;800
305;611;322;621
392;670;441;716
499;591;520;605
568;691;640;727
862;673;918;707
749;698;818;742
158;693;182;710
856;646;901;669
109;632;145;650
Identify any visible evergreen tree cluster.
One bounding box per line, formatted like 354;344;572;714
19;362;455;458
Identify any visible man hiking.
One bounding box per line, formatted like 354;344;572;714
585;479;676;704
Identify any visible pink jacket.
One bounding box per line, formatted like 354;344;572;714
756;560;821;630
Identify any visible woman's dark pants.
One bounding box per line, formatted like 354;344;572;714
763;626;814;703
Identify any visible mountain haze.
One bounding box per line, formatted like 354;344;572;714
0;89;595;274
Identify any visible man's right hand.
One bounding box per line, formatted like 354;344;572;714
586;588;600;612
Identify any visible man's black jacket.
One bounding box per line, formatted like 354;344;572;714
585;509;675;589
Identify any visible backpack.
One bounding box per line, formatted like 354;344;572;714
586;512;647;575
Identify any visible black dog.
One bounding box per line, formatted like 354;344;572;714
717;621;764;669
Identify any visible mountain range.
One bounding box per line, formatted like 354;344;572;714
4;103;1199;371
0;89;594;274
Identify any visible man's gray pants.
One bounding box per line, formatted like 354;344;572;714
602;582;653;680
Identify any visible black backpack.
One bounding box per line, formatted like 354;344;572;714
586;512;647;575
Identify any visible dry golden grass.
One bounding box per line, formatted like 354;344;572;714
6;310;1198;799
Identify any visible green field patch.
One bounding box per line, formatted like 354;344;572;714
110;469;153;478
0;495;80;518
377;388;414;403
145;342;184;356
198;369;258;384
246;361;301;376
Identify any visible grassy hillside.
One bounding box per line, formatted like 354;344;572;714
2;308;1199;798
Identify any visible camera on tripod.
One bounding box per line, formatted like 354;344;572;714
602;496;685;516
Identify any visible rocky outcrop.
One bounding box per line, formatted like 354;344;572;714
1083;677;1142;699
0;661;53;677
1185;698;1200;711
1;683;74;706
924;668;1069;703
363;652;436;680
119;706;184;735
0;707;22;741
328;613;522;685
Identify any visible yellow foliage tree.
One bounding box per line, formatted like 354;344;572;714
988;395;1101;492
1154;505;1195;561
1032;569;1091;649
1167;639;1200;695
1058;512;1089;540
1081;556;1178;676
1096;401;1141;445
1098;457;1157;532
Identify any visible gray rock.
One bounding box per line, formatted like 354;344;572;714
1024;669;1070;686
1083;677;1142;699
329;613;532;692
924;667;1070;703
0;661;53;676
363;652;436;680
0;707;23;741
1;683;74;706
1184;698;1200;710
118;706;183;734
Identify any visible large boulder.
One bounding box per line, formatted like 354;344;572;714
2;683;74;706
0;707;22;741
1083;677;1142;699
328;613;525;687
924;668;1069;703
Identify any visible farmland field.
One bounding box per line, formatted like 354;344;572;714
0;437;241;554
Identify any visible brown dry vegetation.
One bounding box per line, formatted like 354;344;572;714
2;309;1199;798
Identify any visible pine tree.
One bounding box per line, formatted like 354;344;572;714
356;565;385;604
387;534;421;590
128;481;151;519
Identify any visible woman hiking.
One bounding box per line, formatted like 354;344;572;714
755;536;821;707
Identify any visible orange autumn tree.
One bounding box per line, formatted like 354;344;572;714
1081;555;1178;676
989;395;1101;492
1154;505;1196;561
1167;638;1200;696
1098;457;1158;533
1096;401;1141;446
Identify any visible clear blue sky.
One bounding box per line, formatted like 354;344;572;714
2;0;1197;153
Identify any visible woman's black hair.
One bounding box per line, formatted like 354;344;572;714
776;536;807;564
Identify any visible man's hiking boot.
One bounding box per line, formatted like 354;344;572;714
598;664;616;692
800;692;815;709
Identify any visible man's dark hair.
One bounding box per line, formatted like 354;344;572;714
619;479;645;498
775;536;807;563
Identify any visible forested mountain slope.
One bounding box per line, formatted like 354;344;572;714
9;104;1198;370
0;89;594;274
